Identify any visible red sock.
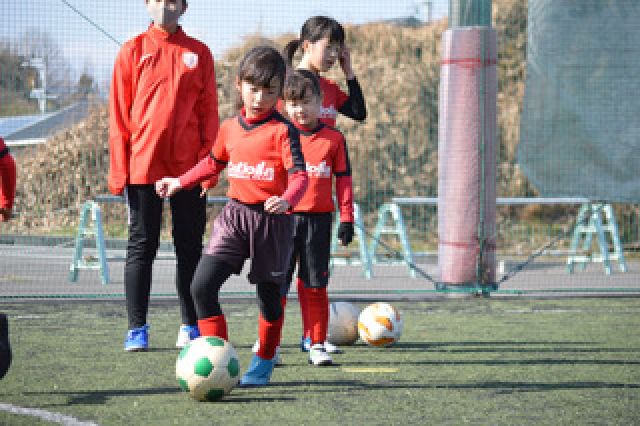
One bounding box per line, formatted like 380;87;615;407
197;315;228;340
275;296;287;346
297;278;310;338
256;313;283;360
306;287;329;345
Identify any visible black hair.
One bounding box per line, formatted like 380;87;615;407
283;69;321;101
283;16;345;65
235;46;287;109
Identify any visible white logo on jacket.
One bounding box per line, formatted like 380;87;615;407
306;161;331;178
183;52;198;69
227;161;274;181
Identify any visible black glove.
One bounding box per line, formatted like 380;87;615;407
337;222;354;246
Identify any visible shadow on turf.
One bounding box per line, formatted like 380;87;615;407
22;387;296;406
267;379;640;394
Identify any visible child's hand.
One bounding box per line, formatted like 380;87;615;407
0;208;12;222
264;196;290;214
339;47;354;80
155;177;182;198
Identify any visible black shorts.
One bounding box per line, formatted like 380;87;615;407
204;199;295;285
283;212;332;295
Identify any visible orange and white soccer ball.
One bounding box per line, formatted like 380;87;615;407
357;302;403;347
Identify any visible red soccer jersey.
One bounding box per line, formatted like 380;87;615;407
292;123;351;213
108;24;219;195
0;137;16;211
212;112;306;204
318;77;349;127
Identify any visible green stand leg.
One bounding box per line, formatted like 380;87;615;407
567;203;626;275
68;201;110;285
369;203;416;278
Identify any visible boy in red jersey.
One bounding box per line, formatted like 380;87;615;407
255;69;354;366
109;0;219;351
0;137;16;223
156;46;308;386
283;16;367;128
0;136;16;378
283;16;364;353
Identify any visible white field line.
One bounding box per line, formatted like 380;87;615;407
0;403;99;425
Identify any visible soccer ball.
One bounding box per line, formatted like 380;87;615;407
175;336;240;401
327;302;360;345
358;302;403;347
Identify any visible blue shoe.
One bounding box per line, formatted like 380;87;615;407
239;354;275;387
176;325;200;348
300;336;311;352
124;324;149;352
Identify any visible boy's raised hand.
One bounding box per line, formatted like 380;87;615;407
264;196;290;214
155;177;182;198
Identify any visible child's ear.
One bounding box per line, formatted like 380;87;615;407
302;39;311;53
234;76;242;93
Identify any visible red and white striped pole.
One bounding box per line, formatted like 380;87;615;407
438;1;497;291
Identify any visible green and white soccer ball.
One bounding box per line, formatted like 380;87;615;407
175;336;240;401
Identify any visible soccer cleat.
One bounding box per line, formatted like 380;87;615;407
323;340;343;354
239;354;275;387
308;343;333;366
175;325;200;348
251;339;283;366
124;324;149;352
300;336;311;352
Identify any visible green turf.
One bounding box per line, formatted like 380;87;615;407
1;298;639;425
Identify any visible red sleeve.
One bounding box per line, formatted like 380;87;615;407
179;154;226;190
107;44;134;195
0;148;17;211
281;170;308;208
335;175;353;223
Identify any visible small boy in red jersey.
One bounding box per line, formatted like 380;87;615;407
0;137;16;223
253;69;354;366
156;46;308;386
109;0;219;351
283;16;365;354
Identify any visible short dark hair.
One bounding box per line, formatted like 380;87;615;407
237;46;287;90
283;69;321;101
283;16;345;65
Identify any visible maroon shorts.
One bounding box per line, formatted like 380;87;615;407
204;199;295;285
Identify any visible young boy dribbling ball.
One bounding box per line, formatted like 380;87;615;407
155;46;309;387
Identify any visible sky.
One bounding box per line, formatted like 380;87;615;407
3;0;448;91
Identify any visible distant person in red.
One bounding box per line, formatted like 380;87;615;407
108;0;219;352
0;136;15;379
155;46;308;387
0;137;16;223
283;16;366;354
252;70;354;366
283;16;367;128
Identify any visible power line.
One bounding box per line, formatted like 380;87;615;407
59;0;122;47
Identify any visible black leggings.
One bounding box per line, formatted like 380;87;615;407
125;184;206;328
191;255;282;321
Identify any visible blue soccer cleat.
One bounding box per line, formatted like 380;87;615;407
239;354;275;387
300;336;311;352
175;324;200;348
124;324;149;352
